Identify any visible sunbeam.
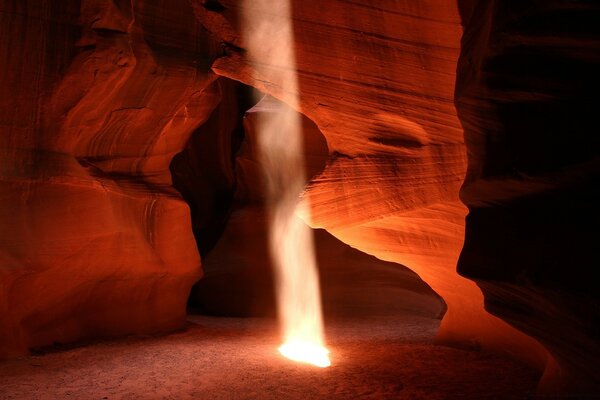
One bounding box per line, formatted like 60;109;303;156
240;0;330;368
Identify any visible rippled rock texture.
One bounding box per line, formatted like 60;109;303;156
0;0;219;355
196;0;551;381
1;0;598;394
187;95;446;320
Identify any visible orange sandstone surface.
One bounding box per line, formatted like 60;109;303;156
195;0;552;384
0;0;598;394
0;0;216;355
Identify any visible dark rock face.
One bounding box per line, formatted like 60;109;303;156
456;0;600;392
170;78;252;256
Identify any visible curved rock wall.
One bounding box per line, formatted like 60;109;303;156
456;0;600;392
189;94;446;320
0;0;218;355
1;0;597;393
195;0;551;382
170;78;249;256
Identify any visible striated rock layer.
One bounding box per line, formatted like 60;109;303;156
0;0;219;355
195;0;552;386
456;0;600;392
1;0;597;393
189;95;445;320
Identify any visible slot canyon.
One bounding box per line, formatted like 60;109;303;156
0;0;598;398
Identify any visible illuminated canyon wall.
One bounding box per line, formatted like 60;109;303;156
0;0;597;392
184;94;446;320
0;0;217;355
195;0;552;382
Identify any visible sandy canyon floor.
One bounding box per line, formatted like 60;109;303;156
0;315;540;399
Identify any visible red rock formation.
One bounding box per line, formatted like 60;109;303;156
195;0;551;381
456;0;600;392
189;95;445;320
193;206;446;320
170;78;249;255
1;0;597;394
0;0;219;355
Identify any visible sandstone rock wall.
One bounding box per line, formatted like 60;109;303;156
195;0;551;382
0;0;217;355
1;0;597;393
189;95;446;320
456;0;600;392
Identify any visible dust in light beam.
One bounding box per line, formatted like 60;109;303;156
240;0;331;368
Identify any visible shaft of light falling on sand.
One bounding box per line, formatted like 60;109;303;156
240;0;330;368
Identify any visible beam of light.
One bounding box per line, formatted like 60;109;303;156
240;0;330;368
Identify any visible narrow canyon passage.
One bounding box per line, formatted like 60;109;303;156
1;0;598;398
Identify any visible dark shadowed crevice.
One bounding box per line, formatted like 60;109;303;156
170;78;254;257
202;0;227;13
455;0;600;391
